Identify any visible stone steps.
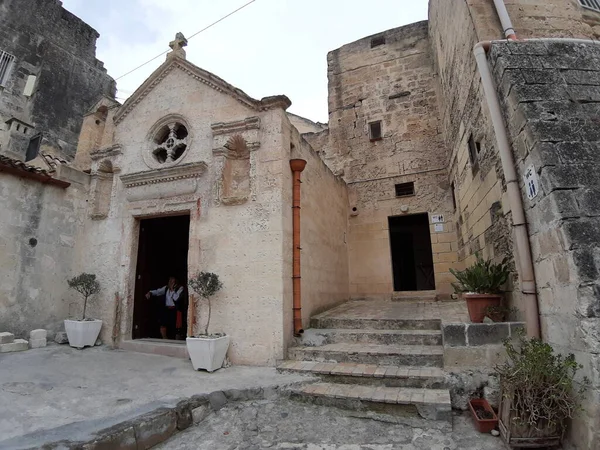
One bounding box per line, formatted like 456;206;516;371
309;317;441;331
289;382;452;426
277;360;446;389
301;328;442;346
287;343;444;367
120;339;189;359
392;290;437;302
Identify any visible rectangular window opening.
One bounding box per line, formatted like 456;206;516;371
451;182;457;211
25;135;41;162
371;36;386;48
395;182;415;198
468;134;481;168
579;0;600;13
369;121;382;141
0;50;15;87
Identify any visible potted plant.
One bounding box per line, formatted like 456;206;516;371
64;273;102;349
496;333;589;448
450;254;510;323
186;271;227;372
469;398;498;433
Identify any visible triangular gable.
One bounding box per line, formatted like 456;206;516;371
84;95;121;117
114;55;291;125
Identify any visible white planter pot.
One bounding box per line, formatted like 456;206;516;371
64;319;102;349
186;335;230;372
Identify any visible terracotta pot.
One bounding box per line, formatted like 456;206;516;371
469;398;498;433
463;293;502;323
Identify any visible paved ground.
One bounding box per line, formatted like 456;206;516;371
157;398;506;449
314;300;469;324
0;345;305;448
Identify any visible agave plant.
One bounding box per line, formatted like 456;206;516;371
450;254;509;294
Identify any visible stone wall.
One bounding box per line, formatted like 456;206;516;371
0;166;89;338
322;21;458;298
490;40;600;450
288;123;349;331
0;0;115;160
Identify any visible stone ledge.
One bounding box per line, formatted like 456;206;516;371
442;322;525;347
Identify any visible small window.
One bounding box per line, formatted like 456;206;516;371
371;36;386;48
579;0;600;13
451;182;457;211
395;182;415;197
468;134;481;167
369;121;382;141
25;135;41;162
0;50;15;87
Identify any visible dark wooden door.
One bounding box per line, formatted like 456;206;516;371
132;222;156;339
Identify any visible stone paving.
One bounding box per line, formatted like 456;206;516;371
156;398;506;449
313;300;469;324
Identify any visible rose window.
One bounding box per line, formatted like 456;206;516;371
152;122;188;164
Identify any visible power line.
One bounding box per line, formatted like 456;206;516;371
115;0;257;81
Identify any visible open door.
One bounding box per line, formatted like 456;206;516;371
388;214;435;291
133;215;190;339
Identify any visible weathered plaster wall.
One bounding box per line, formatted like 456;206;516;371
0;166;89;338
287;123;349;331
77;59;292;365
324;21;458;298
490;40;600;450
0;0;115;160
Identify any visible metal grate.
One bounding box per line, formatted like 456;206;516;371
579;0;600;12
395;182;415;197
0;50;15;87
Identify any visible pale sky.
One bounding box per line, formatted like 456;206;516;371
62;0;429;123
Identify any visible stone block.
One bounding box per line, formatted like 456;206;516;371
30;329;47;340
132;409;176;449
208;391;228;411
0;339;28;353
442;323;466;347
54;331;68;344
191;404;211;424
466;323;510;346
29;338;47;349
0;332;14;344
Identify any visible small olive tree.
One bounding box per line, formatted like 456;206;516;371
188;272;223;335
67;273;100;320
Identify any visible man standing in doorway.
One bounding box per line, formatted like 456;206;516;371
146;276;184;339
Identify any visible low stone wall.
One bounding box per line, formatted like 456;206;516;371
442;322;524;369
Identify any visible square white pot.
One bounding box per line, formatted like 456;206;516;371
64;319;102;349
186;335;230;372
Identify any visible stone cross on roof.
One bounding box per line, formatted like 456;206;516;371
168;32;188;60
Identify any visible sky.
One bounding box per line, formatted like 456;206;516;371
62;0;429;123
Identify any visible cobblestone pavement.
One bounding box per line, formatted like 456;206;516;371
157;399;506;449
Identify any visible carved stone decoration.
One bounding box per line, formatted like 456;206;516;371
220;134;251;205
144;115;192;169
90;159;115;220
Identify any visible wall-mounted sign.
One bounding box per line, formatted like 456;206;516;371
431;214;444;223
434;223;444;232
523;164;539;200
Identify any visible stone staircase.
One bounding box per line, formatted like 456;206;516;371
277;301;452;427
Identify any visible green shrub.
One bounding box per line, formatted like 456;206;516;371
450;254;509;294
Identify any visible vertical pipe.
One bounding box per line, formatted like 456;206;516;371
290;159;307;336
492;0;517;40
474;43;540;338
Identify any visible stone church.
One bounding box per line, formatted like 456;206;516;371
1;0;600;447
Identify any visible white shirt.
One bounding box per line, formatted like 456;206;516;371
150;286;184;307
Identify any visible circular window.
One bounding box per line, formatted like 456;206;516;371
152;122;189;164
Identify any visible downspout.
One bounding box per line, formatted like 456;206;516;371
492;0;517;40
473;43;539;337
290;159;307;336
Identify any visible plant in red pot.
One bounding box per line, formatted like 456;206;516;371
450;254;509;323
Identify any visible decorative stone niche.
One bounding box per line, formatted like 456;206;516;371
90;159;115;220
211;116;260;206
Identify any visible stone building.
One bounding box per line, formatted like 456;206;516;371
0;0;115;162
1;0;600;448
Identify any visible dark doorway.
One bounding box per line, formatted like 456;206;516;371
133;215;190;339
388;214;435;291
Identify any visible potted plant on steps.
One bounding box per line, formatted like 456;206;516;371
450;254;510;323
64;273;102;349
495;332;589;448
187;271;227;372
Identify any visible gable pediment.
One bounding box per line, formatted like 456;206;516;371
114;56;291;125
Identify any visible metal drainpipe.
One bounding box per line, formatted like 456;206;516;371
492;0;517;40
290;159;307;336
